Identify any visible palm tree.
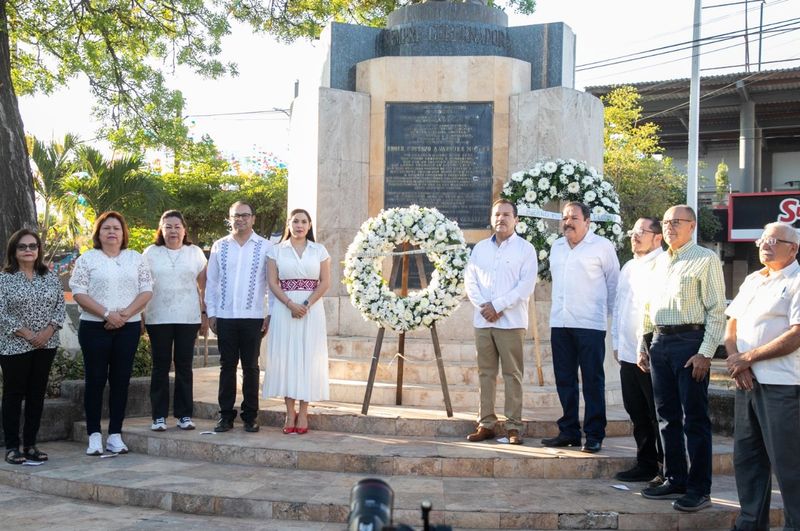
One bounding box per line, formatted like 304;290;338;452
29;134;82;249
63;146;161;223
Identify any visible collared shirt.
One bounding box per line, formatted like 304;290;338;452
0;271;66;355
612;247;663;363
205;232;273;319
464;232;538;329
641;241;726;358
725;260;800;385
549;231;620;331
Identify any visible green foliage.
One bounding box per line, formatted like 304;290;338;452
602;86;687;232
714;161;730;203
132;335;154;378
128;227;156;253
698;205;723;243
61;146;163;225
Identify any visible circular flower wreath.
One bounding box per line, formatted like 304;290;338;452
500;157;625;281
343;206;469;333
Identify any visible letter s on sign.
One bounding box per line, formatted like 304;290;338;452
778;198;800;223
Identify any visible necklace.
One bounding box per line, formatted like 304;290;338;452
165;246;183;269
103;250;122;266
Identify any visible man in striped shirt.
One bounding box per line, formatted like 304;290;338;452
637;204;726;513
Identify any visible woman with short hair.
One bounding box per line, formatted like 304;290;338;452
0;229;65;464
70;211;153;455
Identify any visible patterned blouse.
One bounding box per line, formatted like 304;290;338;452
69;249;153;322
0;270;66;356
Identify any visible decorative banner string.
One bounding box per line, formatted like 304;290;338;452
518;205;622;224
351;244;465;259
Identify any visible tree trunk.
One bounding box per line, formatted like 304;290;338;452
0;0;38;253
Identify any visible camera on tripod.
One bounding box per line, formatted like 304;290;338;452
348;478;453;531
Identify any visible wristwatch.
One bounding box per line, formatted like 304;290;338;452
103;309;110;319
302;300;309;307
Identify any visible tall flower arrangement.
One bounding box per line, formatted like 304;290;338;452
343;206;469;332
501;158;624;281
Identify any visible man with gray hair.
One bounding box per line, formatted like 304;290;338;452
725;221;800;531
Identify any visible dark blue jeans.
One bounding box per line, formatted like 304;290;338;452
551;327;607;443
649;329;712;496
79;320;141;435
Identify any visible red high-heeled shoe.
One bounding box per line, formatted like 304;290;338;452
295;427;308;435
282;426;296;434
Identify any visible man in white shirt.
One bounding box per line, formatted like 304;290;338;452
205;201;273;433
464;199;538;445
724;222;800;531
543;201;619;453
611;217;664;484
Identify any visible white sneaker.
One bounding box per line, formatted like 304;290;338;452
177;417;195;430
151;417;167;431
106;433;128;454
86;432;103;456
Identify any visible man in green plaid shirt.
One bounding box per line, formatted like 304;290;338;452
636;205;726;513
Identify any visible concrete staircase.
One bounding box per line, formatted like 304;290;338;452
0;367;785;530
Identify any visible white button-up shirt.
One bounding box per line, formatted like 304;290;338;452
612;247;663;363
726;260;800;385
205;232;273;319
464;233;538;329
549;231;620;331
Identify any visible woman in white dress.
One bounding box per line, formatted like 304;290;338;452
263;208;330;434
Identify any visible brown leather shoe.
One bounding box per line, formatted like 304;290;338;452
507;429;523;445
466;426;495;442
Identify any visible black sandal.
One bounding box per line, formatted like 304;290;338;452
23;447;48;462
5;449;25;465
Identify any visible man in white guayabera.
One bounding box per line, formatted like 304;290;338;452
464;199;538;446
205;201;272;434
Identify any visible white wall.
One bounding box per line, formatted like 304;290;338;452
772;151;800;189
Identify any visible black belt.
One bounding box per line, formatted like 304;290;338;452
654;324;705;335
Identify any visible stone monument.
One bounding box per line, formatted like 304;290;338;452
287;0;613;408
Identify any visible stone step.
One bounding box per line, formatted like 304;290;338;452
0;441;776;530
72;418;734;480
329;355;557;386
328;335;554;364
0;483;328;530
328;379;624;409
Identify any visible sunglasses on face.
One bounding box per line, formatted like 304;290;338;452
17;243;39;251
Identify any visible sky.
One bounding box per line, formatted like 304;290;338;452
17;0;800;163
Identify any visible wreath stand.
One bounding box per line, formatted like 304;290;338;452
361;242;454;417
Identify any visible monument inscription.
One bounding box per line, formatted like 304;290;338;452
384;102;493;229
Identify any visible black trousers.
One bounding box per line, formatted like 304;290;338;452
0;348;56;450
146;323;200;420
620;360;663;474
216;318;262;423
78;320;141;435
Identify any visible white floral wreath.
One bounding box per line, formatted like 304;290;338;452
501;157;624;281
343;206;469;332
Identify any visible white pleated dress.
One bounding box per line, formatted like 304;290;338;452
263;240;330;402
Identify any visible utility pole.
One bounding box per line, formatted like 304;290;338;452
687;0;702;241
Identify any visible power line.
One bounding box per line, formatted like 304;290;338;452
184;108;290;118
576;16;800;71
701;56;800;69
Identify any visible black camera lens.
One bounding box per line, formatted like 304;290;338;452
348;478;394;531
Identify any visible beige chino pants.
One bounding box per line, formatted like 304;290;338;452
474;327;525;432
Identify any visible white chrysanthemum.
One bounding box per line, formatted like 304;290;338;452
536;219;545;231
530;166;541;177
584;190;597;202
592;206;606;215
562;164;575;176
544;161;557;173
550;186;557;196
567;182;580;194
523;178;534;188
538;249;548;260
559;175;568;184
524;190;537;202
516;221;528;233
537;177;548;190
511;171;525;182
612;224;622;235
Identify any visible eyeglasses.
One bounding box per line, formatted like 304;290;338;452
661;218;693;228
230;213;252;220
755;236;795;247
626;229;655;238
16;243;39;251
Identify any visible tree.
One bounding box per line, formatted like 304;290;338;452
1;0;535;251
29;133;81;248
61;146;162;224
602;86;686;237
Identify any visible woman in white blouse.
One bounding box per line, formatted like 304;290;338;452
143;210;207;431
69;211;153;456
